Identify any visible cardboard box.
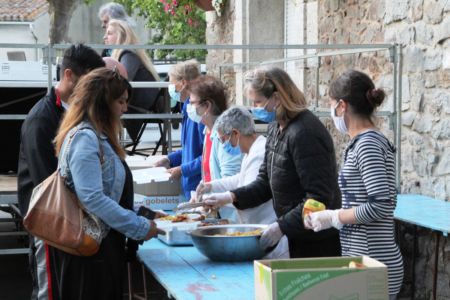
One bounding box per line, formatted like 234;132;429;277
254;256;388;300
134;193;185;211
131;167;182;196
126;155;167;171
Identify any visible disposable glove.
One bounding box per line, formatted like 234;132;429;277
195;181;212;201
309;209;343;232
260;222;284;250
203;191;233;208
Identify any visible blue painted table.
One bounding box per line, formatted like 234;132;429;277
395;194;450;236
137;238;254;300
394;194;450;300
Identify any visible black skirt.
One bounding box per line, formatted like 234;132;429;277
48;160;135;300
48;229;126;300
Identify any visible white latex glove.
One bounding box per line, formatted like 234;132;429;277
309;209;343;232
203;191;233;208
260;222;284;250
195;181;212;202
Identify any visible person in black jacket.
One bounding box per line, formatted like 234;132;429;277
17;44;105;299
204;67;341;258
104;19;162;142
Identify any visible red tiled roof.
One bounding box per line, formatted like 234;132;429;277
0;0;49;22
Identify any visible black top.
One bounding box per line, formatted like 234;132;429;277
232;109;341;244
17;88;64;216
119;50;162;142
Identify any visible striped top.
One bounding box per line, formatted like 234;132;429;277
339;130;403;295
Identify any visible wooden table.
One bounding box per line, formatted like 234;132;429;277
394;194;450;300
137;238;254;300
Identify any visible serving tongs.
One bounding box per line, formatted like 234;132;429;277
174;202;205;213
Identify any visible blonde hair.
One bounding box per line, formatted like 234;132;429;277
169;59;201;82
55;68;131;159
244;67;306;122
109;19;160;81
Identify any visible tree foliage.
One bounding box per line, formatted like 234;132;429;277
116;0;207;60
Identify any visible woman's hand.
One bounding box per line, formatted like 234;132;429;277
153;157;170;168
195;181;212;202
144;220;162;240
203;191;233;209
167;166;182;180
308;210;343;232
260;222;284;250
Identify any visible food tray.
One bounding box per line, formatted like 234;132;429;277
158;227;195;246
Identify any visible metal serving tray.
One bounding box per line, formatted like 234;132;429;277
158;227;194;246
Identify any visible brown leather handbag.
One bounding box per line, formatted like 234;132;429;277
23;169;101;256
24;127;106;256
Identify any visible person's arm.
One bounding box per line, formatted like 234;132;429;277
277;129;337;237
180;120;205;176
68;130;150;240
308;137;395;232
351;140;395;223
23;116;58;186
213;138;265;193
168;150;182;167
209;174;240;193
120;51;140;80
231;135;272;209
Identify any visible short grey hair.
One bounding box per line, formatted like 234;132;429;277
98;3;135;26
214;106;255;136
169;59;200;82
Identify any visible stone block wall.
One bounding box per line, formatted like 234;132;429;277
207;0;449;298
317;1;449;299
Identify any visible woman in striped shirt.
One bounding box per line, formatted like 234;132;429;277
306;70;404;299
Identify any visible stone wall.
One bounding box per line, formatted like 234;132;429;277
317;1;449;299
208;0;449;298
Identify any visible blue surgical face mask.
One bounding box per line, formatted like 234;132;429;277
186;103;202;123
223;135;241;156
168;84;181;108
251;106;276;123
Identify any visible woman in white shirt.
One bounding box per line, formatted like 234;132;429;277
195;106;289;258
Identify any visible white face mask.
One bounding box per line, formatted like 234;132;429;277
331;101;348;134
186;103;203;123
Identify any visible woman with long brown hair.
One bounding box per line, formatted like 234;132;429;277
51;68;159;299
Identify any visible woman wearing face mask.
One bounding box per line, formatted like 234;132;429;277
305;70;403;299
194;106;289;258
203;67;341;258
153;60;204;200
189;75;242;219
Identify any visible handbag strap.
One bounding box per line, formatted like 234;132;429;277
59;126;105;177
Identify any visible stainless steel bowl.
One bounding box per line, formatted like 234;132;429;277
190;224;267;262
